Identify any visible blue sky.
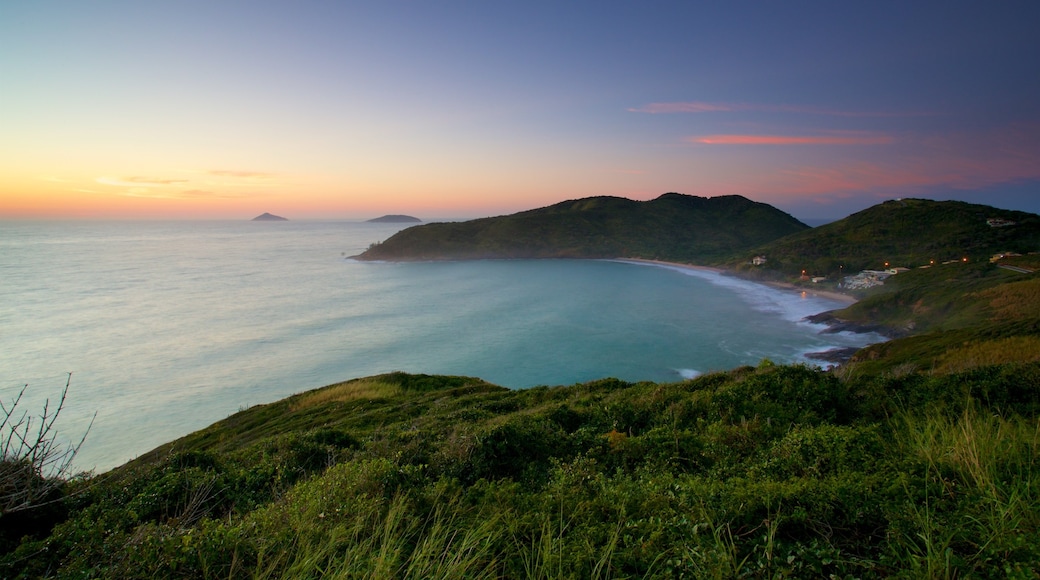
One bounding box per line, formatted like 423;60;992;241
2;1;1038;220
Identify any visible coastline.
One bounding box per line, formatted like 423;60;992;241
616;257;882;365
759;280;857;304
615;258;858;305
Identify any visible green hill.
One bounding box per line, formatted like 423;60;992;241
6;366;1040;577
734;199;1040;374
355;193;808;262
737;198;1040;279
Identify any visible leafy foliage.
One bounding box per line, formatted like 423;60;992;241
4;364;1040;577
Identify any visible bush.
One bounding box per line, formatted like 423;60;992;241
1;375;92;552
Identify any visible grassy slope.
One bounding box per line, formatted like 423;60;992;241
5;365;1040;578
725;198;1040;376
356;193;808;262
839;271;1040;376
734;197;1040;279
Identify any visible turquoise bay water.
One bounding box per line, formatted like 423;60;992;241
0;221;882;471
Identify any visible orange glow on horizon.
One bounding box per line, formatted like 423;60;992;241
0;174;570;220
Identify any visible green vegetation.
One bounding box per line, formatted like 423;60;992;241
736;198;1040;279
805;259;1040;375
3;365;1040;578
722;198;1040;378
356;194;808;262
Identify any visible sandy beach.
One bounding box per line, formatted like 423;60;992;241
615;257;858;305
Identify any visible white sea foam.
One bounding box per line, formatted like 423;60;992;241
642;264;838;321
675;368;703;379
615;259;887;365
615;260;846;324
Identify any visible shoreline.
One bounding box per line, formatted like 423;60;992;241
615;257;858;305
616;257;881;364
759;279;858;304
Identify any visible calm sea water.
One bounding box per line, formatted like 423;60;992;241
0;220;882;471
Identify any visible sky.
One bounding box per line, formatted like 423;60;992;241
2;1;1039;221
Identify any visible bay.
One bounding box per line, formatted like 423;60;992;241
0;220;881;471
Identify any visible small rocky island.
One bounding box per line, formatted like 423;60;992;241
252;212;288;221
367;214;421;223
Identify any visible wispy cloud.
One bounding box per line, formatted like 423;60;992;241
119;189;253;199
96;176;189;187
94;170;277;201
629;101;931;117
180;189;251;198
692;123;1040;200
629;102;738;114
692;133;894;145
123;176;189;184
208;170;275;179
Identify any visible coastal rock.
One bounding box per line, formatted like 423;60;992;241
805;311;905;339
804;346;862;364
252;212;288;221
367;215;421;223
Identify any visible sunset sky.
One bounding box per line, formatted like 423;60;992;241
2;1;1038;221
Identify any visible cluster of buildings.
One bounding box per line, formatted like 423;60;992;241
746;215;1029;291
839;268;908;290
750;254;912;290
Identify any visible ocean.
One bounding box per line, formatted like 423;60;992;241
0;220;883;472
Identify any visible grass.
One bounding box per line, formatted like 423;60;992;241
932;335;1040;374
288;378;403;412
889;402;1040;576
979;277;1040;321
5;363;1040;578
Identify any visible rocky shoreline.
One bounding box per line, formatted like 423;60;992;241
802;311;907;364
805;311;905;339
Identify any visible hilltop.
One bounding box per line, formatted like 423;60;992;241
367;214;421;223
251;212;288;221
355;193;808;262
735;198;1040;279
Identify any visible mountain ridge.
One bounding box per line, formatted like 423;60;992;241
355;193;808;262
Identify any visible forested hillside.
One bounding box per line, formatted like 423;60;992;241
356;193;808;262
737;198;1040;278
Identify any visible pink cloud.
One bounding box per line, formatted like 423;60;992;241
628;102;739;114
687;122;1040;200
692;133;894;145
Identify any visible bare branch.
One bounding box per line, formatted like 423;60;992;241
1;373;93;515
